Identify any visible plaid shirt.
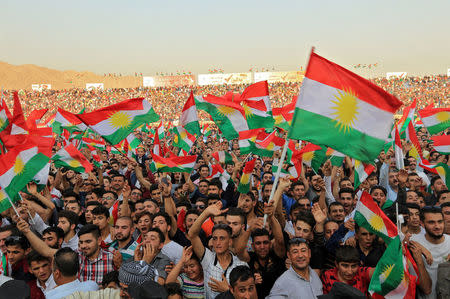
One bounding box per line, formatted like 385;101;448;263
78;249;114;284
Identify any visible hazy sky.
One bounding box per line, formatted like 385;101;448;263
1;0;449;77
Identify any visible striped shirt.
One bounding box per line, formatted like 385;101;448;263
109;239;138;262
78;249;114;284
177;273;205;299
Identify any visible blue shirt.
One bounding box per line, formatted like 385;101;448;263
45;279;98;299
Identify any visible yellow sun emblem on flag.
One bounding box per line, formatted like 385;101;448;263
240;173;250;184
217;106;235;117
179;130;187;140
273;115;283;125
435;111;449;123
368;214;384;232
266;142;275;151
14;157;25;175
302;151;315;163
69;160;81;168
242;104;254;119
109;111;132;129
331;88;359;133
174;135;179;144
0;190;7;201
379;264;394;284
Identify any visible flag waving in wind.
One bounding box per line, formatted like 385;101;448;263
240;81;274;130
288;51;402;163
179;91;201;136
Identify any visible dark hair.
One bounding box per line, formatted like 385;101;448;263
54;247;79;277
27;250;50;265
335;245;360;264
185;209;199;220
149;184;159;193
328;201;344;210
78;224;101;239
5;234;30;250
420;206;443;221
437;190;450;200
441;201;450;209
251;228;270;240
226;207;246;226
287;237;309;250
290;202;302;214
111;174;126;181
58;210;79;227
198;164;210;172
42;226;65;240
92;205;110;218
211;223;232;236
0;224;19;236
153;212;171;226
291;181;305;190
176;200;191;209
115;216;133;227
229;266;254;288
338;188;354;198
209;178;222;191
103;190;118;200
102;270;119;288
148;227;165;243
62;190;80;201
198;179;209;186
165;282;183;296
406;203;421;212
431;175;443;187
370;185;387;196
262;182;274;193
295;211;315;228
136;211;153;222
206;194;221;205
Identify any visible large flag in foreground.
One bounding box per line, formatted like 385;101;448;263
77;98;160;145
288;51;402;163
0;144;50;208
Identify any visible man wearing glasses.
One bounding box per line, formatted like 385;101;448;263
267;238;323;298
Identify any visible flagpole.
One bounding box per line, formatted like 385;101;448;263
19;193;36;225
263;138;290;227
6;195;20;219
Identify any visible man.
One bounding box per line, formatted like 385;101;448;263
27;251;56;298
403;203;425;236
152;212;183;264
369;186;387;208
57;210;79;251
437;190;450;206
130;188;143;203
5;234;33;281
110;174;126;198
0;225;18;275
92;206;113;247
442;201;450;234
188;202;248;299
328;202;345;224
237;192;258;225
102;190;118;210
143;198;160;214
45;248;98;299
216;266;258;299
410;206;450;299
267;238;323;298
321;246;374;296
226;207;246;239
336;188;356;216
42;227;64;249
84;202;102;224
140;228;171;283
109;216;138;262
118;261;159;299
235;202;286;298
427;176;448;206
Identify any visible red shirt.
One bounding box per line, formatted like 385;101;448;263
321;267;372;296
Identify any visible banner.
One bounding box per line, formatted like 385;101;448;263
198;73;252;85
386;72;407;79
254;71;304;83
31;84;51;91
86;83;104;90
143;75;196;87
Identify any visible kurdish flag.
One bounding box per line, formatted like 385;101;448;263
179;91;201;136
418;107;450;135
431;135;450;154
354;192;398;244
85;144;103;168
272;97;296;131
0;105;10;135
0;189;12;214
52;144;93;173
77;98;160;145
288;51;402;163
326;148;345;166
195;95;248;140
394;126;404;170
353;159;376;189
238;159;256;194
299;144;327;173
434;163;450;188
238;129;262;155
369;236;416;299
52;108;87;134
255;130;285;157
240;81;274;130
212;151;233;165
173;126;196;153
151;153;197;173
0;144;50;204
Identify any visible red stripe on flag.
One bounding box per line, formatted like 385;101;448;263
77;98;145;125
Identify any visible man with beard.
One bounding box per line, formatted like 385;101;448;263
410;207;450;299
328;202;345;225
267;238;323;298
109;216;138;262
42;227;64;249
336;188;356;216
237;193;257;226
110;174;126;200
235;202;285;298
380;164;400;203
426;176;449;206
57;210;79;251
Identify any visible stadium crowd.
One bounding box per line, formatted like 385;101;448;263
0;77;448;299
1;75;448;121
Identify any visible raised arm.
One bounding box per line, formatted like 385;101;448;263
17;219;57;258
265;201;285;258
166;246;193;283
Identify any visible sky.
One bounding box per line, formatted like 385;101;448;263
1;0;449;77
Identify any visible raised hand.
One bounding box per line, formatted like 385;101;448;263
311;203;326;224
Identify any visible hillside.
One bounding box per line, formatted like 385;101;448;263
0;61;142;90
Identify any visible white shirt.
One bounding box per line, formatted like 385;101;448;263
410;233;450;299
62;234;79;251
45;279;98;299
161;240;183;264
38;274;57;293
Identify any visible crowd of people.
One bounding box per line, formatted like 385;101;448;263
1;75;448;122
0;76;448;299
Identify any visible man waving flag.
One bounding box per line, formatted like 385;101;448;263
288;50;402;163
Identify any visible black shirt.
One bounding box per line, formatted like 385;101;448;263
248;250;286;298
